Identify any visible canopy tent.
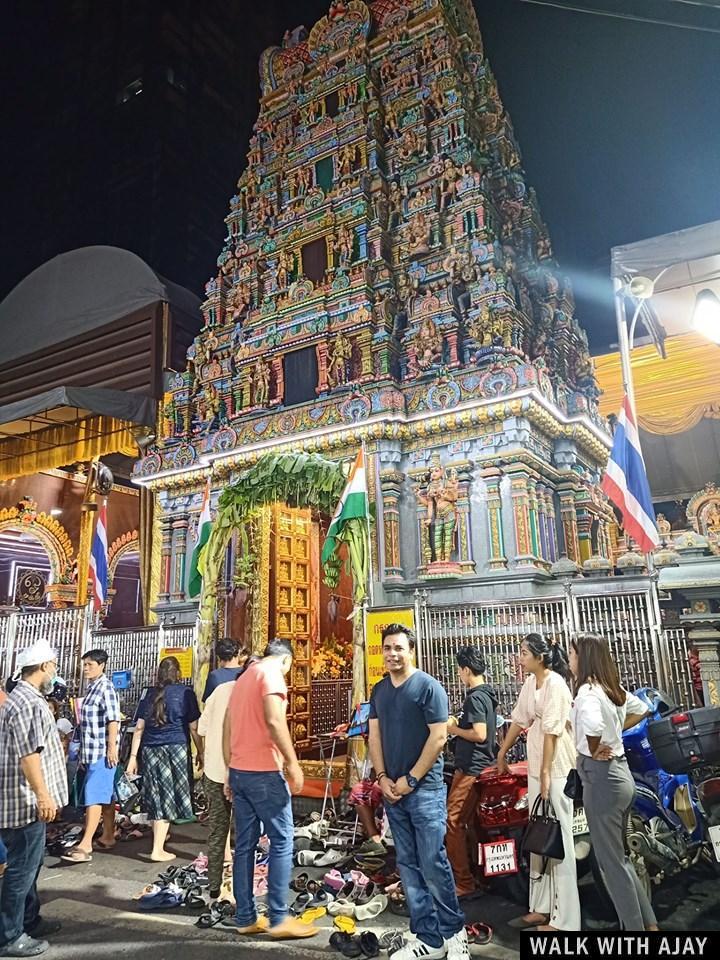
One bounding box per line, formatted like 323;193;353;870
0;246;202;480
599;222;720;501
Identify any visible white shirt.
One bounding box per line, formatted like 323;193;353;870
571;682;647;758
198;680;234;783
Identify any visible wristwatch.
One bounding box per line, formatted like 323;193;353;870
406;773;419;790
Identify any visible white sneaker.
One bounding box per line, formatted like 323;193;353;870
445;927;470;960
391;941;447;960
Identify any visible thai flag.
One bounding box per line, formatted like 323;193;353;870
601;396;659;554
89;503;109;612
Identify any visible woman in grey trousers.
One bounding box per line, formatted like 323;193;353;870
569;634;658;931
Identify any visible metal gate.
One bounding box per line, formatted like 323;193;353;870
0;606;89;698
417;585;694;716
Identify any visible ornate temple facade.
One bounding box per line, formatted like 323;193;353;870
135;0;614;631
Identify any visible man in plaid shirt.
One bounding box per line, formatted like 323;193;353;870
0;640;68;957
62;650;121;864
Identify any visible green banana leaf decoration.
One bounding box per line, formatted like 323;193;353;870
195;451;371;705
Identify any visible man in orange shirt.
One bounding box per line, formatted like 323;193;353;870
222;638;318;940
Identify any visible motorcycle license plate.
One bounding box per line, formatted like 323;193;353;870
709;825;720;862
479;839;518;876
572;808;589;836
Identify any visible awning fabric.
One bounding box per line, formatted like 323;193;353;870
0;386;155;480
595;332;720;435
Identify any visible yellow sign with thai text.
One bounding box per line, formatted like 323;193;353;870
365;607;415;691
159;646;194;680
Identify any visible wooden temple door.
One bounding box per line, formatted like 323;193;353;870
272;504;314;749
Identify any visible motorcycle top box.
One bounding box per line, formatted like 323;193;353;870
648;706;720;773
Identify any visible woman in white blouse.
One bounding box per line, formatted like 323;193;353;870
569;633;658;931
498;634;579;931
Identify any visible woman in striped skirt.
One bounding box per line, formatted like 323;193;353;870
127;657;203;861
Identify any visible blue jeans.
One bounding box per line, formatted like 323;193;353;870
229;769;294;927
0;821;46;947
385;787;465;949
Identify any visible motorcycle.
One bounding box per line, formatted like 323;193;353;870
469;760;592;904
591;688;720;912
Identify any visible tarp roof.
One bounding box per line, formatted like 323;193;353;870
611;220;720;339
0;245;202;367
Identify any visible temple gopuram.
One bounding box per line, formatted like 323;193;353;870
134;0;614;727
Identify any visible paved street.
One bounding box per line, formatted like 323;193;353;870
12;821;719;959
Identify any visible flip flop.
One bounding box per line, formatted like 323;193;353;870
299;906;327;924
61;848;92;863
333;915;356;935
467;922;493;945
95;840;116;850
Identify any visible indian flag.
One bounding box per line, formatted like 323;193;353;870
188;479;212;598
321;450;369;564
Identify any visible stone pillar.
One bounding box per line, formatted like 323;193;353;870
379;469;404;581
316;341;329;393
455;463;475;574
576;508;593;564
271;356;285;404
158;514;174;603
446;330;460;367
506;466;538;567
536;483;549;561
170;513;189;602
682;606;720;708
545;490;558;563
482;467;507;571
358;331;374;379
558;486;579;563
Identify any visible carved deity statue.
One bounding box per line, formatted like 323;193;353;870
276;248;294;290
252;356;271;407
439;156;461;209
327;331;353;387
296;165;312;196
407;211;431;257
706;503;720;535
656;514;672;538
334;223;354;267
229;283;251;322
418;462;460;564
415;316;443;370
338;143;356;178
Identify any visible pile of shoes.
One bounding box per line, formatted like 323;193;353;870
133;854;209;912
288;869;389;923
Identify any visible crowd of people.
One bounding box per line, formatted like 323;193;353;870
0;625;657;958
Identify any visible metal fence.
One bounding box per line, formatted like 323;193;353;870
416;585;694;720
0;606;89;698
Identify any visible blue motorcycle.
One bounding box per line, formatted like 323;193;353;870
591;688;720;910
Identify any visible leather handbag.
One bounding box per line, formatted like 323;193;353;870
522;795;565;862
563;768;583;802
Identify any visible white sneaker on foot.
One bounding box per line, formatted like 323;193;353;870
445;927;470;960
391;940;447;960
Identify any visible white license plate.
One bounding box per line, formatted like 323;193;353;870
480;839;518;876
572;808;589;836
709;824;720;861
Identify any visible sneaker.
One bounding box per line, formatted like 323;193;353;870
391;940;447;960
356;837;386;857
0;933;49;957
445;928;470;960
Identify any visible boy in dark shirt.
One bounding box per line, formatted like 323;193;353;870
446;645;498;898
202;638;248;703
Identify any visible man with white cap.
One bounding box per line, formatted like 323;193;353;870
0;640;68;957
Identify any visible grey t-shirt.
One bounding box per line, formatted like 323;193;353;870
369;670;448;789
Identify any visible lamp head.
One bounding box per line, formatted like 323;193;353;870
627;276;655;300
692;288;720;344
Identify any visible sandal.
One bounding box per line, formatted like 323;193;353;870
360;932;380;958
467;922;493;945
333;915;356;935
290;872;310;893
354;894;388;921
388;889;409;917
60;848;92;864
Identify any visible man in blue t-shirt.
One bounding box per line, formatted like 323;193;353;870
202;638;248;703
369;625;466;960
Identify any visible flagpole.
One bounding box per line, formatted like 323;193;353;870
361;438;374;609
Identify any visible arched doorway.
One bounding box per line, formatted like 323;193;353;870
0;527;53;609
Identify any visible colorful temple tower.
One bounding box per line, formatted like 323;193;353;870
136;0;613;639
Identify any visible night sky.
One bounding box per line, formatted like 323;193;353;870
2;0;719;353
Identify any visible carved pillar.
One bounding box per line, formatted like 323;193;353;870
358;330;373;379
558;486;579;563
316;341;329;393
545;490;558;563
506;466;537;567
454;462;475;574
170;513;189;602
536;483;549;561
576;508;593;564
482;467;507;571
158;513;174;603
271;357;285;405
379;469;404;581
446;329;460;367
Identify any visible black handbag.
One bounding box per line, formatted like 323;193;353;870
563;768;583;802
522;795;565;862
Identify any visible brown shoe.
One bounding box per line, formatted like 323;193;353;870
268;917;321;939
234;916;269;935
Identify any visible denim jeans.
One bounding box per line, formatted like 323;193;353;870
385;787;465;949
229;768;294;927
0;821;46;947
